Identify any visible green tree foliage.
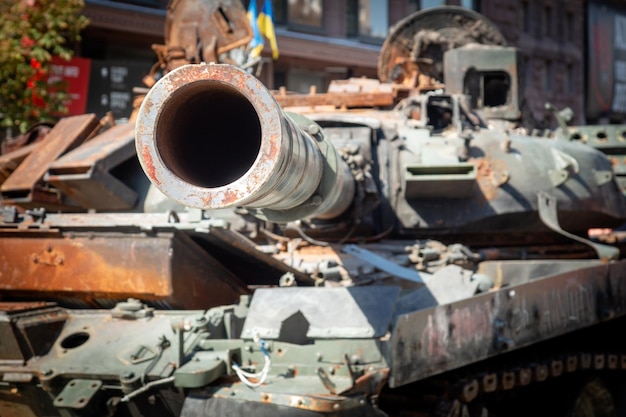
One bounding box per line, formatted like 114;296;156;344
0;0;89;136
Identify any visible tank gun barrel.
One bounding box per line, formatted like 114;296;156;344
135;63;355;222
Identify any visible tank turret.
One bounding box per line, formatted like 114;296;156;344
135;61;626;247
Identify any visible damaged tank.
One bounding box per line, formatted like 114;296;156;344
3;5;626;417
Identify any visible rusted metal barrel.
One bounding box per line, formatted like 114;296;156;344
135;63;355;222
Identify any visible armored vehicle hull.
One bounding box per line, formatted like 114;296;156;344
3;6;626;417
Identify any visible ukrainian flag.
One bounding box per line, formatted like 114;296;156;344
257;0;279;59
247;0;264;58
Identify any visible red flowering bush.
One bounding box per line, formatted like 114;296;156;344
0;0;89;138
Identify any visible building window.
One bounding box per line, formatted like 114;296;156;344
272;0;287;25
564;11;574;43
347;0;359;37
406;0;477;16
544;60;552;91
565;63;575;95
524;57;533;90
287;69;326;93
520;1;530;33
542;5;552;38
272;0;323;29
274;69;287;90
359;0;388;39
421;0;445;9
346;0;388;42
288;0;322;27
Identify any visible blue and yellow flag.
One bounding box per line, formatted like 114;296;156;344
247;0;264;58
257;0;279;59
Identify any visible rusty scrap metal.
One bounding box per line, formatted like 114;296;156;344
1;114;100;210
0;143;38;185
0;122;53;155
378;7;506;87
145;0;252;84
273;79;395;109
45;123;138;210
0;231;249;309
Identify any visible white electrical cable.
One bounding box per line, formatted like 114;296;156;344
232;332;271;388
120;376;176;402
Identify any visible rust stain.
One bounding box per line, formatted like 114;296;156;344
267;133;280;160
351;368;389;393
472;157;507;201
0;237;172;304
220;189;241;207
473;158;496;201
0;233;248;309
421;300;494;360
0;301;53;312
141;145;161;186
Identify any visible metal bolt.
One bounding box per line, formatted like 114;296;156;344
307;123;320;136
42;369;53;377
148;395;156;405
122;371;135;380
508;290;516;299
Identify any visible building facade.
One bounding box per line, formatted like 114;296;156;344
481;0;585;126
75;0;623;127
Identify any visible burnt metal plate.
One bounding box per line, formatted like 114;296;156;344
241;286;400;340
389;260;626;388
